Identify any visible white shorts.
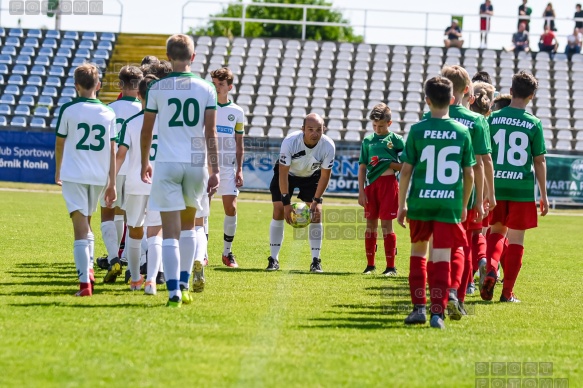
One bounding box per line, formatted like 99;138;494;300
198;192;210;218
144;208;162;227
62;181;104;217
100;175;125;208
149;162;207;212
216;168;239;197
124;194;162;227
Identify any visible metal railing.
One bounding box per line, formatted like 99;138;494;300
182;0;583;49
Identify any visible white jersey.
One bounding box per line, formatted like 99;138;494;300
118;111;158;196
145;72;217;164
278;131;336;177
56;97;116;185
216;100;245;169
108;97;142;176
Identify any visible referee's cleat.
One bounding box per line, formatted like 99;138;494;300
266;256;280;271
310;258;323;273
500;293;521;303
362;265;376;274
96;255;109;270
180;285;193;305
222;252;239;268
404;305;427;325
166;295;182;308
103;257;122;284
430;314;446;329
382;267;398;277
192;261;205;293
480;271;498;301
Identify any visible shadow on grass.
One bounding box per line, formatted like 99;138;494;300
212;267;268;273
212;268;358;276
7;272;73;279
16;262;72;268
8;301;158;308
2;280;79;287
287;270;355;276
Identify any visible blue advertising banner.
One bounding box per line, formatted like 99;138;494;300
0;131;56;184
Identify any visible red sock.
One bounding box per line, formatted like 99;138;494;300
458;245;472;302
365;231;377;266
472;232;487;273
408;256;427;305
500;238;509;272
486;233;506;274
429;261;450;316
427;261;434;287
383;232;397;268
502;244;524;299
449;247;465;291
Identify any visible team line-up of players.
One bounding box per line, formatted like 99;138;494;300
54;34;548;326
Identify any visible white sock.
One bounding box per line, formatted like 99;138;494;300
114;214;125;247
309;223;323;259
87;232;94;268
203;216;209;258
162;239;181;299
159;257;164;272
179;230;196;289
269;219;285;260
101;221;119;261
194;226;207;263
73;239;90;284
141;235;148;256
121;228;129;259
128;237;142;282
223;215;237;256
147;236;162;282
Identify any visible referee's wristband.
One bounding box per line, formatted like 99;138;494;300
281;193;291;206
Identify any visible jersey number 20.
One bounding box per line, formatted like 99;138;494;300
168;98;200;127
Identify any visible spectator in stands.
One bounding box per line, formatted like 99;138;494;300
543;3;557;32
576;4;583;29
480;1;494;48
444;19;464;48
539;24;559;58
518;0;532;31
565;27;582;56
505;22;530;54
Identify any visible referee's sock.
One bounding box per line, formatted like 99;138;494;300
269;219;285;260
309;223;322;259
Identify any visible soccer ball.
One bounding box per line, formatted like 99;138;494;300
290;203;311;228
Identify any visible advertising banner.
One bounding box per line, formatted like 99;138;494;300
545;155;583;203
0;131;56;184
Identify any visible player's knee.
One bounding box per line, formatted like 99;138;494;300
128;226;144;239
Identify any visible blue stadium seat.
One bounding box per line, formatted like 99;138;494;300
38;47;54;57
48;66;65;77
79;40;94;50
0;115;7;126
97;41;112;51
50;118;58;129
30;65;46;76
27;75;43;87
45;30;60;39
38;96;54;107
19;95;36;106
0;55;13;65
27;29;43;39
101;32;116;42
23;38;39;48
42;86;58;97
46;76;62;88
30;117;46;127
56;48;72;58
42;38;58;49
57;97;73;106
0;104;12;115
71;57;86;67
67;67;76;77
64;77;75;87
9;28;23;38
0;27;5;37
5;37;21;47
15;55;31;65
34;106;50;117
60;39;76;50
0;64;7;75
93;50;109;60
61;87;76;98
8;75;24;85
53;106;61;117
0;94;15;105
91;58;107;70
12;65;28;76
34;55;50;66
11;116;28;127
1;46;17;56
0;74;4;85
53;56;69;67
23;86;39;96
82;32;97;41
20;46;36;56
63;31;79;40
74;48;91;59
14;105;30;116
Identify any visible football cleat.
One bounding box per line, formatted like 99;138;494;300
478;258;487;291
124;269;131;284
430;314;446;329
75;283;92;297
500;293;521;303
203;258;208;267
96;255;109;270
180;285;193;305
362;265;376;274
144;281;156;295
166;295;182;308
266;256;280;271
480;271;498;301
130;276;144;291
156;271;165;285
310;258;323;273
447;298;463;321
382;267;398;277
89;268;95;292
466;281;476;295
404;306;427;325
459;302;468;315
192;261;205;293
103;258;122;283
222;252;239;268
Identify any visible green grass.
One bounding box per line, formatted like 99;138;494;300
0;185;582;387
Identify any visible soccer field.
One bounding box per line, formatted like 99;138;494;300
0;185;582;387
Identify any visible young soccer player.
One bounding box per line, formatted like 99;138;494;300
210;67;246;268
492;94;512;111
141;34;219;307
116;75;164;294
482;71;549;303
267;113;335;273
358;103;404;276
97;66;143;283
398;76;475;329
55;64;117;296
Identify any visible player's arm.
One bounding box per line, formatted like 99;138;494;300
358;163;367;207
481;153;496;212
54;137;64;186
104;139;117;208
235;132;244;187
204;108;220;193
473;154;485;219
534;154;549;216
462;166;474;223
389;161;402;172
279;163;293;224
397;162;413;228
116;121;129;176
140;112;156;184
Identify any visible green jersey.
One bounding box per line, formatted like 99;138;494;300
488;106;546;202
401;118;476;224
359;131;405;186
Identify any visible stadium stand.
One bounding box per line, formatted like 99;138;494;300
0;29;582;151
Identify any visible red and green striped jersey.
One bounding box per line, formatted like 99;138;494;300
488;106;546;202
358;131;405;186
400;118;476;224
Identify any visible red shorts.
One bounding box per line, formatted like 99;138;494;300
409;220;468;249
364;175;398;220
490;200;537;230
480;18;489;31
482;212;492;227
464;209;483;231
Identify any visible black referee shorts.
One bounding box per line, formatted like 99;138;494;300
270;164;321;203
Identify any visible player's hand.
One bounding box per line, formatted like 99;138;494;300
473;201;485;222
55;173;62;186
284;204;293;225
397;207;407;228
540;196;549;216
141;162;153;184
104;185;117;208
358;191;367;208
461;208;468;223
310;202;322;223
486;193;497;212
235;170;244;188
207;173;220;195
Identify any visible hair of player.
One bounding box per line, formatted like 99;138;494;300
369;103;392;122
472;71;493;85
470;81;495;115
74;63;100;90
492;94;512;111
441;65;471;94
119;65;143;90
138;74;159;100
425;76;453;109
512;71;538;99
143;60;172;79
166;34;194;61
141;55;159;67
211;67;235;86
